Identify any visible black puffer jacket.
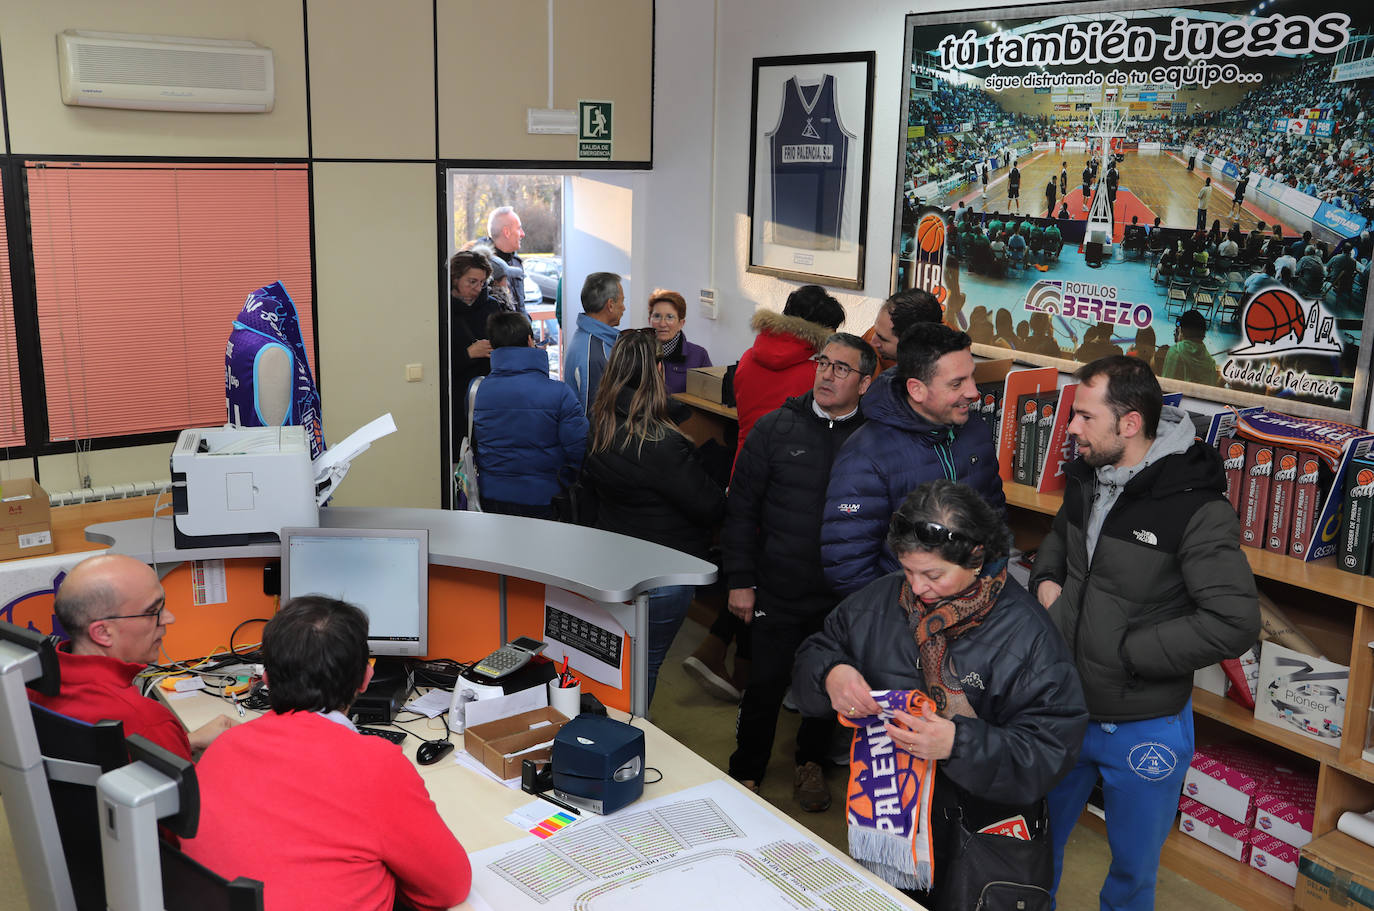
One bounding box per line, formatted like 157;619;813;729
722;392;864;619
1029;435;1259;722
583;391;726;560
792;571;1087;804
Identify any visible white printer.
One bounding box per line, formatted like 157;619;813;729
170;425;318;548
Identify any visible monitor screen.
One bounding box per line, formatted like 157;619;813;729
279;527;429;657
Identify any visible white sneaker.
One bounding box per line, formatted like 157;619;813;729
682;656;741;702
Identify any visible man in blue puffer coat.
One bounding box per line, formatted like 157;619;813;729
473;311;588;519
821;323;1004;596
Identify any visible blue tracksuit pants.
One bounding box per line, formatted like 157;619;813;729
1048;700;1194;911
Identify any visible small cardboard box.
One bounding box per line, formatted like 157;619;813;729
464;707;569;780
0;478;54;561
1183;743;1272;824
1254;769;1318;848
1195;663;1228;698
1178;796;1252;862
1296;831;1374;910
1250;830;1300;887
1255;641;1349;748
1241;440;1275;548
685;365;732;404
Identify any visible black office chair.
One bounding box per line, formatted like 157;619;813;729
100;735;265;911
30;704;130;911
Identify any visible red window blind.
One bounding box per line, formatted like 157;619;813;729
26;161;313;441
0;174;21;448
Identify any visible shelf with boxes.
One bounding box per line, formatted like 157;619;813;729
1006;482;1374;910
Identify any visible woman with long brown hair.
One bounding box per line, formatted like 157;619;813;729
584;329;726;707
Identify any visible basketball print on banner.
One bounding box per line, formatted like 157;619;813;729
910;207;949;306
1228;288;1342;359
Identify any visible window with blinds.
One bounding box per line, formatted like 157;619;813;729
25;161;313;441
0;174;22;448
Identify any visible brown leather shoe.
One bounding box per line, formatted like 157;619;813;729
738;780;761;794
794;761;831;812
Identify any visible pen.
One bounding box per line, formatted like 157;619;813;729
235;700;246;718
538;791;581;816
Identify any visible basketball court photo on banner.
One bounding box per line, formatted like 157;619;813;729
894;0;1374;424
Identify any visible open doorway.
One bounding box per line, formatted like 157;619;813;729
447;171;564;378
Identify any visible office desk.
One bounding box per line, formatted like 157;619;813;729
86;508;717;717
167;691;921;910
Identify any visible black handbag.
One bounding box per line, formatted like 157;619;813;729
936;795;1053;911
552;470;597;526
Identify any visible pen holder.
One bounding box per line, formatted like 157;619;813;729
549;679;581;720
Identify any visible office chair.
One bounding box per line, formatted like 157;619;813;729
99;734;264;911
31;704;130;911
1;620;85;911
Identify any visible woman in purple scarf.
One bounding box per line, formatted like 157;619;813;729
649;289;712;396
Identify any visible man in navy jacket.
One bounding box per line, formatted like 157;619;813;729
821;323;1003;596
473;311;587;518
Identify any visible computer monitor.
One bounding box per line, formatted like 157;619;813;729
279;527;429;657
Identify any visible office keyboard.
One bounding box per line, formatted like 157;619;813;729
358;726;407;744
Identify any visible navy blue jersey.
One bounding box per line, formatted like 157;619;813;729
768;74;854;250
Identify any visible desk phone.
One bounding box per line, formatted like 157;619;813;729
472;636;547;680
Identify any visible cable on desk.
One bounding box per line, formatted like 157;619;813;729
643;767;663;785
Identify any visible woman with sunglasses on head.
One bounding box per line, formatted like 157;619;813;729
648;289;712;396
793;479;1087;908
583;329;727;708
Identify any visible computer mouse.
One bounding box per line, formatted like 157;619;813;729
416;740;455;766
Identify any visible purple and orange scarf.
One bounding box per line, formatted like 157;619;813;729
839;689;938;891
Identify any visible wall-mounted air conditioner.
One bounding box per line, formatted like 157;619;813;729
57;30;275;113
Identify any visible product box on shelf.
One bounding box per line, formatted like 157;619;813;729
1254;769;1318;849
1033;395;1056;486
1178;795;1253;862
1220;437;1246;515
1290;454;1323;558
1340;457;1374;575
1013;392;1040;486
1195;663;1228;698
1296;831;1374;910
1183;743;1273;824
1266;448;1299;555
1250;830;1301;888
1255;641;1349;748
1241;440;1275;548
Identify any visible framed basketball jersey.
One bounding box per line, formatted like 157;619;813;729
747;51;875;291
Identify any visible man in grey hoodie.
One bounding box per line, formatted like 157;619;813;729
1029;355;1258;911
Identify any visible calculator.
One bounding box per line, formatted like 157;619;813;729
472;636;547;680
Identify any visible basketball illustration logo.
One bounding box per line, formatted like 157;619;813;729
911;209;948;307
1352;467;1374;498
1299;459;1320;484
1274;454;1298;481
1244;289;1306;345
1251;447;1273;476
1223;442;1245;470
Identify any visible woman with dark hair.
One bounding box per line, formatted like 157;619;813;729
449;249;502;445
649;289;712;396
584;330;726;707
793;479;1086;906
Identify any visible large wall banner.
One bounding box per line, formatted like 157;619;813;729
894;1;1374;423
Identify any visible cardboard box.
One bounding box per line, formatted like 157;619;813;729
1195;663;1228;698
464;707;569;780
1183;743;1274;824
1290;455;1322;558
1220;438;1247;515
1254;769;1318;848
1033;396;1056;486
1255;641;1348;747
1178;796;1252;862
1296;831;1374;910
1250;830;1300;887
1242;440;1275;548
685;365;732;405
0;478;54;561
1266;448;1299;555
1339;457;1374;575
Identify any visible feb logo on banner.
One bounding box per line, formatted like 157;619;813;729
910;207;948;306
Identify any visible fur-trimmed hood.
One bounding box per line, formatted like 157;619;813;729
748;308;834;368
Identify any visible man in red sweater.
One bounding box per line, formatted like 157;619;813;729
183;597;471;911
30;553;235;759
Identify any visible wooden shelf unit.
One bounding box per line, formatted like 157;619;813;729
1007;483;1374;911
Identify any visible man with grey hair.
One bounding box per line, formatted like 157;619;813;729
29;553;236;759
564;272;625;409
478;206;527;313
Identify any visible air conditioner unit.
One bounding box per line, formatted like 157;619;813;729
57;30;274;113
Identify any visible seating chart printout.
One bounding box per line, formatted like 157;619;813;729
466;779;909;911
